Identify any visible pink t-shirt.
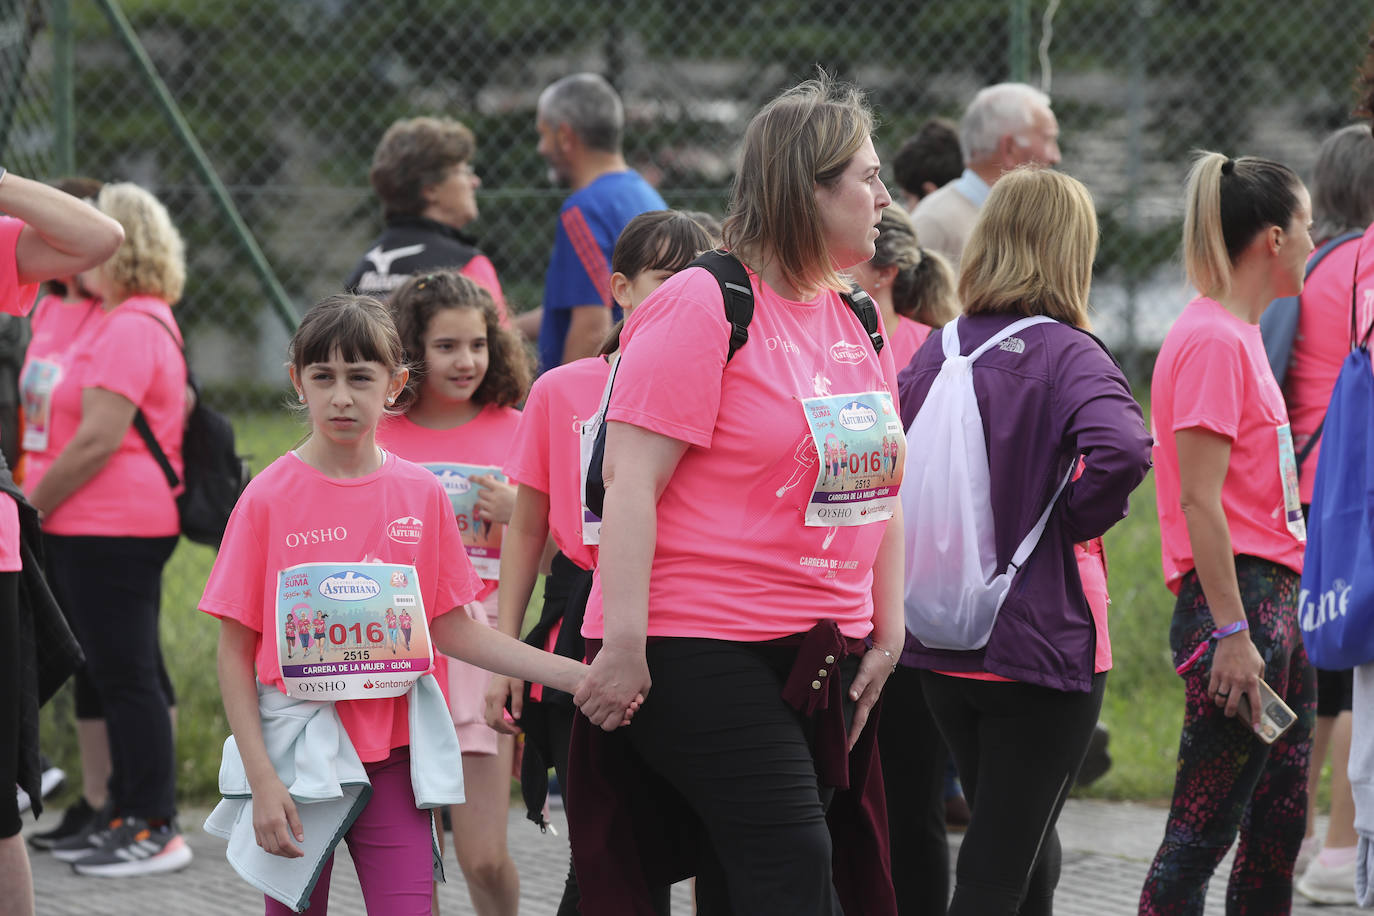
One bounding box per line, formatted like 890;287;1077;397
460;255;510;328
199;450;483;762
0;218;39;572
19;295;102;466
27;296;187;536
377;405;522;599
1152;297;1305;592
504;356;611;572
888;316;931;374
1284;233;1373;503
582;266;901;642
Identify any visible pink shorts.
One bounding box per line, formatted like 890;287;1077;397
444;590;501;756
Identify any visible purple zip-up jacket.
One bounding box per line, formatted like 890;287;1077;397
897;313;1152;692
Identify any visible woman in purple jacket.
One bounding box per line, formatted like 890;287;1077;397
896;167;1151;916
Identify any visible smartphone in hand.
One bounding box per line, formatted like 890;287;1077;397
1236;678;1297;745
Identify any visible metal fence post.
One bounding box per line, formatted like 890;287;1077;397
1009;0;1031;82
52;0;72;174
93;0;299;333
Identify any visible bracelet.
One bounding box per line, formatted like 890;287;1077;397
1175;619;1250;674
1212;619;1249;640
871;645;898;670
0;167;8;187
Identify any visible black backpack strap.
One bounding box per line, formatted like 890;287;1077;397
121;309;187;489
687;250;754;361
839;284;885;356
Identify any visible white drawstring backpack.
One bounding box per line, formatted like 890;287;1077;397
901;315;1074;651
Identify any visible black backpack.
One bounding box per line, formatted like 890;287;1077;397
130;314;251;548
583;250;884;517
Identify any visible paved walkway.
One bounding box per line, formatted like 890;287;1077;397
26;799;1363;914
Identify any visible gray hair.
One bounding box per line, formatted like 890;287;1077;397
537;73;624;153
1312;123;1374;241
959;83;1052;163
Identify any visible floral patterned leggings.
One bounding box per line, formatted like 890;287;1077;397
1139;556;1316;915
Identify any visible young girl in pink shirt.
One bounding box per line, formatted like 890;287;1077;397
1141;153;1317;913
202;295;622;916
378;270;532;916
484;209;712;915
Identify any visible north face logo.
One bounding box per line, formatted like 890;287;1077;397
998;337;1026;354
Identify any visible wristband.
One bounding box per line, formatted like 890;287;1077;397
1211;619;1249;640
1175;618;1250;674
0;167;8;187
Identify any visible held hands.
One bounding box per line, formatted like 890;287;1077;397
484;675;525;735
474;476;517;526
847;646;898;751
1209;632;1265;729
251;775;304;858
573;645;650;731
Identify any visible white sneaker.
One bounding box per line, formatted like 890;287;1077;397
1295;834;1320;879
1297;853;1358;905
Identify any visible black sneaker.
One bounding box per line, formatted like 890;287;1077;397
51;809;120;863
70;817;193;877
28;796;96;850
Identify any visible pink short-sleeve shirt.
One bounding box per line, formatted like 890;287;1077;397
1152;297;1305;591
582;266;901;642
0;218;41;572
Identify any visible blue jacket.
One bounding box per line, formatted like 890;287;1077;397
897;314;1152;692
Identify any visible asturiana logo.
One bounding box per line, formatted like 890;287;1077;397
1300;580;1352;632
838;400;878;432
437;470;472;496
829;340;867;365
319;570;382;602
387;516;423;544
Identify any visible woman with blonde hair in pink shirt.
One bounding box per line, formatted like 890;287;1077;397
1140;152;1317;913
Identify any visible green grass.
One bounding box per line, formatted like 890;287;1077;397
35;406;1324;810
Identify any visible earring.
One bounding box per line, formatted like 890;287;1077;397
386;396;396;405
297;394;306;404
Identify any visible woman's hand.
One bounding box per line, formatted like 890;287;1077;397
1209;633;1265;727
574;645;651;731
484;675;524;735
250;774;304;858
846;647;897;750
474;476;517;526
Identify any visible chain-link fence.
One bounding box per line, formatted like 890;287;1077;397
5;0;1371;391
6;0;1373;799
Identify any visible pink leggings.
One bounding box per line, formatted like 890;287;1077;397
264;747;432;916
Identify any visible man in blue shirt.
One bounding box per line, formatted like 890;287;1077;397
514;73;665;372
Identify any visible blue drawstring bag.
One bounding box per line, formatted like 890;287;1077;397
1299;336;1374;669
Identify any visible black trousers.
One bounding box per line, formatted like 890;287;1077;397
43;533;178;819
921;670;1106;916
877;664;950;914
619;637;858;916
0;571;21;837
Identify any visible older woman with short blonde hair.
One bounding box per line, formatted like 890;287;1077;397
897;167;1151;915
25;181;193;875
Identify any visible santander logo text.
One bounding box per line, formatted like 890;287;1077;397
387;516;423;544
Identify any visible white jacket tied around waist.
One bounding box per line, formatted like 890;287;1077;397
204;674;464;913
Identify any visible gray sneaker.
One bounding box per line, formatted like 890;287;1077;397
70;817;193;878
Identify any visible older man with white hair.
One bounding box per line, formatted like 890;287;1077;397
911;82;1060;271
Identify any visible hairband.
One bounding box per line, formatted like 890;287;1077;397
1220;158;1236;176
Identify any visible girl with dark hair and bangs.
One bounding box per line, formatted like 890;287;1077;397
202;294;627;916
378;271;533;916
484;209;711;916
1141;152;1317;913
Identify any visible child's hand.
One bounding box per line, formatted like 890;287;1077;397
474;477;517;526
484;675;524;735
251;776;305;858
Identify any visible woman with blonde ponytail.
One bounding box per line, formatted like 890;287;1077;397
1140;152;1317;913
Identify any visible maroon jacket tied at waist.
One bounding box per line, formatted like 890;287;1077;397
567;621;898;915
